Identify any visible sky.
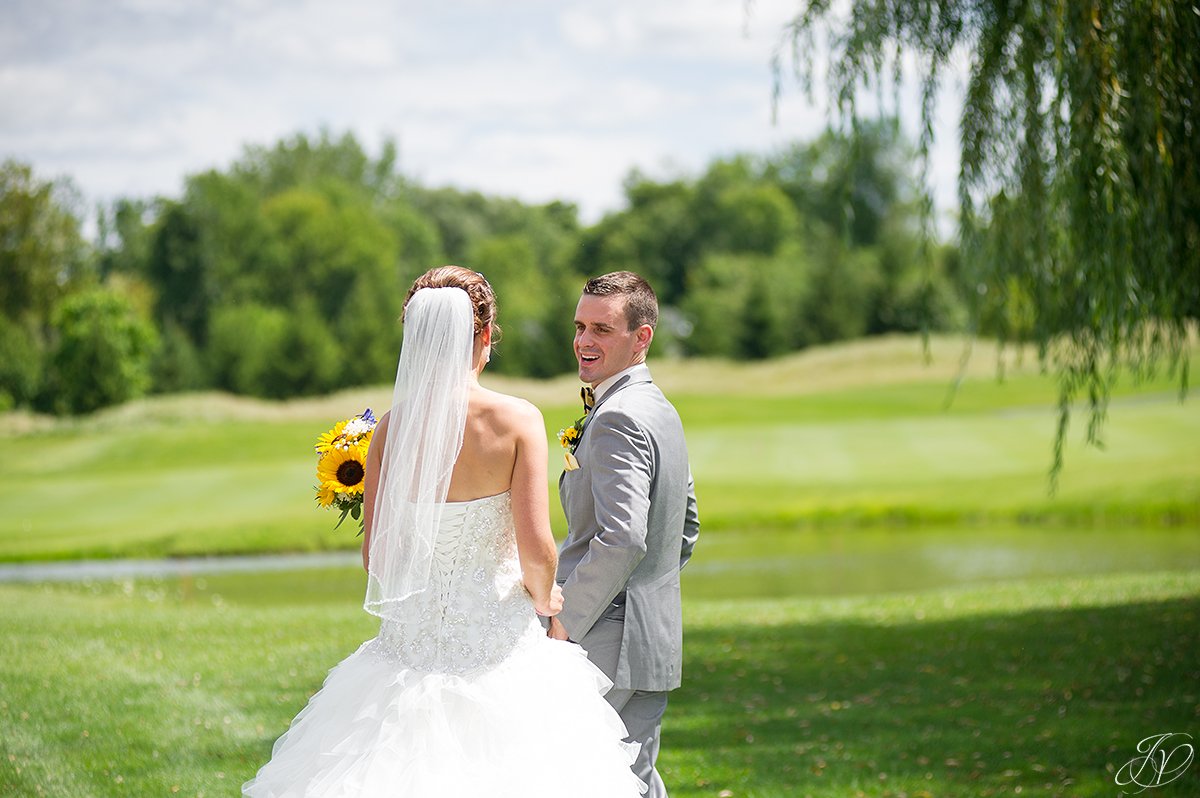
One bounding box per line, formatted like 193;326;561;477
1;0;964;230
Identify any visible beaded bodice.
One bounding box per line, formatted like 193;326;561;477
365;491;541;675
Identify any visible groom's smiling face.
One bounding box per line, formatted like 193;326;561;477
573;293;650;387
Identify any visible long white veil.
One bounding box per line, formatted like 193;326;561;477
365;287;474;619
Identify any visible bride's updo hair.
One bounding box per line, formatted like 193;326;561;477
404;266;500;340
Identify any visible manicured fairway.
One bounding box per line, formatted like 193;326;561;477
2;335;1196;562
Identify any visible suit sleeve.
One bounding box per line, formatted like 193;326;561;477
680;469;699;571
558;410;652;641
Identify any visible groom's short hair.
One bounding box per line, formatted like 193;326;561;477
583;271;658;331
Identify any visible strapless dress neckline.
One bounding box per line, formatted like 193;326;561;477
442;489;511;507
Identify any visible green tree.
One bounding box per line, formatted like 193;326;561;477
206;302;340;399
403;188;581;376
233;130;398;201
206;303;289;397
694;169;800;256
0;161;93;410
582;135;949;358
576;176;700;305
97;199;156;281
470;233;577;378
764;124;957;340
261;187;396;314
682;248;810;358
680;254;750;359
0;160;90;330
739;266;792;360
796;239;883;347
767;121;916;248
44;289;158;415
0;315;43;410
776;0;1198;480
146;173;272;348
150;322;207;394
382;201;441;280
269;299;343;398
138;133;418;398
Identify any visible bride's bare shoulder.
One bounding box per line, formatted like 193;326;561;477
374;409;393;437
474;387;543;431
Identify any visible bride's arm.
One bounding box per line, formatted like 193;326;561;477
361;412;390;573
510;402;562;616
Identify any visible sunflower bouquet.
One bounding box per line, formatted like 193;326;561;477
314;408;377;535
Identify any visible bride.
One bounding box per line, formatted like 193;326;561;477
243;267;645;796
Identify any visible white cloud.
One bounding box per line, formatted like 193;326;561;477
0;0;960;228
559;0;796;60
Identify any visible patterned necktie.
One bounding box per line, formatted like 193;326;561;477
581;386;595;414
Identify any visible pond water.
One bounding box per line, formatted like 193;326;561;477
683;524;1200;599
0;551;359;585
3;524;1197;600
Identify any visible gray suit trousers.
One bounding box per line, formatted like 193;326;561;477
581;604;670;798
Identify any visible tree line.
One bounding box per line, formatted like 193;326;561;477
1;124;976;415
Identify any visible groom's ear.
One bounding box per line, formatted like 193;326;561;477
634;324;654;354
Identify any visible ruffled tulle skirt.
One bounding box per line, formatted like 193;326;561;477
242;628;645;797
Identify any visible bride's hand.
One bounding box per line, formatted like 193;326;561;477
535;584;564;617
546;616;570;641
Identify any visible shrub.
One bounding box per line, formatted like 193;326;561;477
0;316;43;410
44;289;158;414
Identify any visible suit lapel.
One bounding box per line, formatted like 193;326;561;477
589;364;652;415
569;364;653;470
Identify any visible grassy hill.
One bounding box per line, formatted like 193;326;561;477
1;334;1196;562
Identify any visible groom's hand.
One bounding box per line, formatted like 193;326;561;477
547;616;570;641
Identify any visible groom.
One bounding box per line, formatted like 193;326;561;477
549;271;700;797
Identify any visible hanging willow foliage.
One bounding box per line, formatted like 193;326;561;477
775;0;1198;485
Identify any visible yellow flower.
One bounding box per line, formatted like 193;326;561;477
312;410;377;535
558;426;580;449
558;414;587;456
317;445;368;496
315;420;349;454
315;482;337;507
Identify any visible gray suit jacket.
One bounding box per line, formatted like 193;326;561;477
557;364;700;691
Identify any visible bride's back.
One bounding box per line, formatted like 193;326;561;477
445;385;528;502
366;384;548;675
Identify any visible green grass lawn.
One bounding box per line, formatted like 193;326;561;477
667;572;1200;798
2;570;1196;797
1;335;1196;561
1;334;1197;797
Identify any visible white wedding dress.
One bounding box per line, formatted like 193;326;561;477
243;491;645;797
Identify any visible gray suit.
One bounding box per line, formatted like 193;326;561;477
557;364;699;796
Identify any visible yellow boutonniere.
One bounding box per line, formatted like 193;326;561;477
557;414;587;471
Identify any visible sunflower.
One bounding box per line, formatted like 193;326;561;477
314;420;350;454
317;445;368;496
315;482;338;508
312;410;377;535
